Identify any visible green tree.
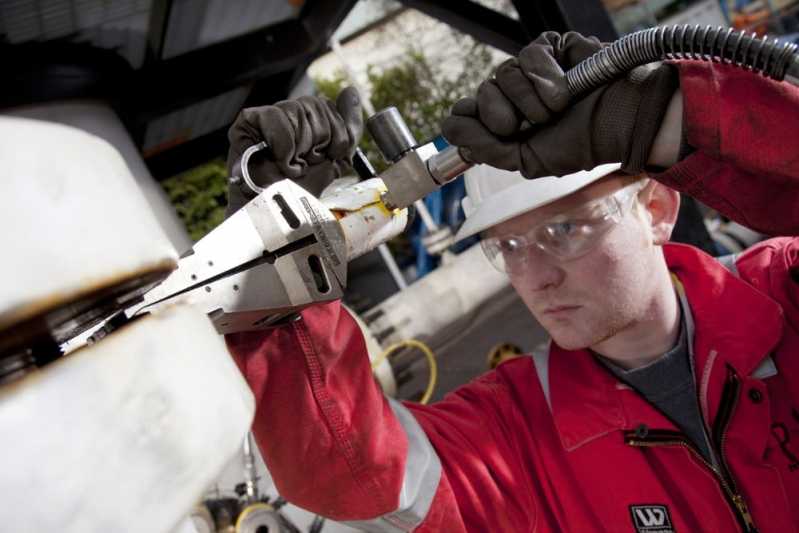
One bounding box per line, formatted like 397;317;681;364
161;159;228;242
316;42;495;172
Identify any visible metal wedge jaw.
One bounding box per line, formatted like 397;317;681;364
133;179;351;333
134;176;409;335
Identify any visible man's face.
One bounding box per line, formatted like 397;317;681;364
487;175;660;351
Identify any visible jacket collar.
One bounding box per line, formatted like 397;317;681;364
547;243;784;452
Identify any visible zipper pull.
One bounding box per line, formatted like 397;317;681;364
731;494;757;532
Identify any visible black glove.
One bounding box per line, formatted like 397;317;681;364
226;87;363;215
441;31;679;179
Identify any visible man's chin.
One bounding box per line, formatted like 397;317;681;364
548;330;594;351
550;322;632;353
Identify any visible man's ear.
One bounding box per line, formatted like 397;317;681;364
639;180;680;245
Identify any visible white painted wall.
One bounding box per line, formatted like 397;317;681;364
309;7;511;103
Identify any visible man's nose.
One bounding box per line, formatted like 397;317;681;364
525;249;565;291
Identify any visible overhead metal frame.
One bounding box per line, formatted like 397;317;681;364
511;0;618;41
145;0;175;65
0;0;359;181
134;0;360;177
397;0;531;56
1;0;623;181
398;0;617;57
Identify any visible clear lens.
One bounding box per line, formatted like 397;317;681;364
481;181;643;273
481;237;512;273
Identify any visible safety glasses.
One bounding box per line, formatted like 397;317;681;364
481;180;646;274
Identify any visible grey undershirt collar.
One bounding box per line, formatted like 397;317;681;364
597;297;714;464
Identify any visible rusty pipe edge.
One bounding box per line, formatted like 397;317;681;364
321;178;410;262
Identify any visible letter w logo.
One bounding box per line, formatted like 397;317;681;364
629;505;674;532
635;508;665;526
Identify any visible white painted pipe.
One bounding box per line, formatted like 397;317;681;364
364;243;517;351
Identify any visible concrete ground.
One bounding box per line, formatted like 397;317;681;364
396;294;549;403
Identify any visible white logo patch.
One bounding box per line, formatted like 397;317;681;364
629;505;675;533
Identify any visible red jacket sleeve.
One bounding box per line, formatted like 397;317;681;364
226;301;533;531
655;61;799;235
225;302;409;521
405;375;537;531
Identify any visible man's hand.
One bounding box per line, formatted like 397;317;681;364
226;87;363;215
441;31;680;179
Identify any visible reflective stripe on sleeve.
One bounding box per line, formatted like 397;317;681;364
343;398;442;532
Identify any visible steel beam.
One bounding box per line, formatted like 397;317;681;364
134;0;357;118
144;128;229;181
398;0;530;55
134;0;358;164
145;0;175;64
143;66;301;181
399;0;617;55
132;19;315;125
513;0;617;41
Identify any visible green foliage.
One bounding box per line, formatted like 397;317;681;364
161;159;228;241
316;41;495;172
314;70;350;102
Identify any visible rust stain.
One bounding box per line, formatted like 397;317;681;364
0;258;176;333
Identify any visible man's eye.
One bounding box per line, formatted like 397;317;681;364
544;222;577;238
498;238;521;253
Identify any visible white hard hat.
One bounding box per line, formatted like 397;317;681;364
454;162;623;242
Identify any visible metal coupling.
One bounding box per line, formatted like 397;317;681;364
427;145;472;185
366;107;417;163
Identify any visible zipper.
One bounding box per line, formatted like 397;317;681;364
626;432;757;532
713;368;757;533
625;367;758;532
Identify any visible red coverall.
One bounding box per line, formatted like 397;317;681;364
226;62;799;532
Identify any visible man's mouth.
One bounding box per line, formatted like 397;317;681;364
542;305;582;316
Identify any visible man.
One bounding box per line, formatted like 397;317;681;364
225;32;799;531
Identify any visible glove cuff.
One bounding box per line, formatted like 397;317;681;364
623;63;679;173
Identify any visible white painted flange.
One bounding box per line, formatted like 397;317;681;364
0;305;254;533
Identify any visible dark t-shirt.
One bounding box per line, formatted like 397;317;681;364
599;301;715;465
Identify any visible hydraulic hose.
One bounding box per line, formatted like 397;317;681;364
426;24;799;188
568;24;799;95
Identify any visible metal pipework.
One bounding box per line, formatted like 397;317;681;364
242;432;259;503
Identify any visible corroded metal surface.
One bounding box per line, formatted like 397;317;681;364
0;116;178;358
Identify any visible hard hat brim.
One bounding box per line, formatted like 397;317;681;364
454;163;622;242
